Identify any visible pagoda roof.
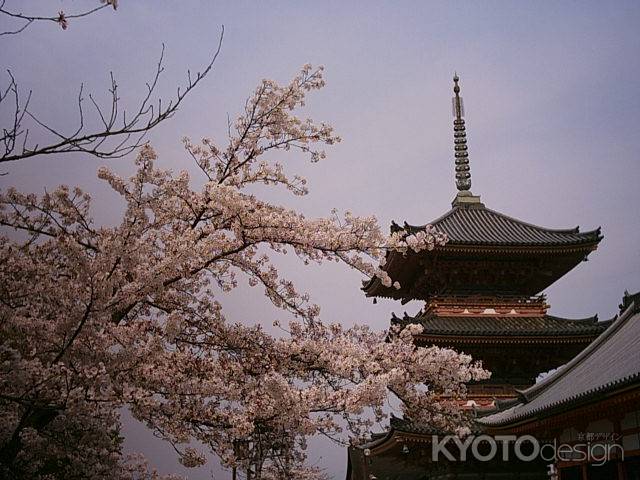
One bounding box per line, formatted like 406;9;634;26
478;291;640;428
398;201;602;248
392;312;611;337
352;414;485;453
382;414;484;435
364;199;602;300
389;414;484;436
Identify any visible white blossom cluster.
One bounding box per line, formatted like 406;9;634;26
0;66;489;479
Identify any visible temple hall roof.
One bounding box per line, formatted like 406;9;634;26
478;291;640;427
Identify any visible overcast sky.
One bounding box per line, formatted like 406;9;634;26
2;1;640;479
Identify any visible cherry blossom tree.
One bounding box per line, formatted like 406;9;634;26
0;65;489;479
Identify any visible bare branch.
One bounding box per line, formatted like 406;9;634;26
0;26;224;165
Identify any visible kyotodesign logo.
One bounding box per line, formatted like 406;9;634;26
430;434;624;466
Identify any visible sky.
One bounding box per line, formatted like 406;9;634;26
1;1;640;479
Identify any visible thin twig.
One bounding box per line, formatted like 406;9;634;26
0;26;225;165
0;2;110;36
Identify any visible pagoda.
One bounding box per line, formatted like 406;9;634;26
347;75;611;480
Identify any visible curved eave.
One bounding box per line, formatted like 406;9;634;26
351;427;446;458
398;315;612;338
414;334;604;345
352;417;485;457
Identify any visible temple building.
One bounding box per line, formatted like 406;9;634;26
346;76;638;479
479;291;640;480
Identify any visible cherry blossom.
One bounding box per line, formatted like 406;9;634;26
0;66;488;479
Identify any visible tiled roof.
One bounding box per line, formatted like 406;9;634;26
393;312;610;337
400;203;602;247
478;292;640;427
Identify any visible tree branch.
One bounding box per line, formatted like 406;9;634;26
0;1;113;36
0;26;224;165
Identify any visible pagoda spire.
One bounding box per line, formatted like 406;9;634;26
452;73;471;191
450;74;481;207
